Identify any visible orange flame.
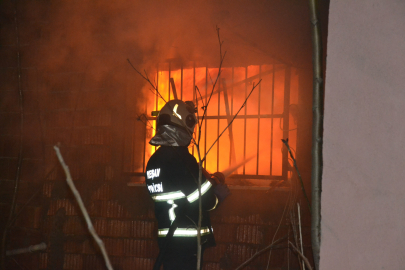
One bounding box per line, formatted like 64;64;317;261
143;65;298;179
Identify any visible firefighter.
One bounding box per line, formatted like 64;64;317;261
145;100;230;270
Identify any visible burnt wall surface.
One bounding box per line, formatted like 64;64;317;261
0;0;314;269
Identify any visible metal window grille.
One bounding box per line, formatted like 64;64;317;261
126;61;298;187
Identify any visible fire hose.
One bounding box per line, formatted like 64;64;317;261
203;154;255;186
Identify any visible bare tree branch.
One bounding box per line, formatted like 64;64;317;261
235;235;287;270
136;113;155;131
127;58;167;103
198;26;226;144
195;86;206;109
53;146;114;270
298;203;306;270
10;189;41;226
196;150;203;270
195;25;227;270
281;138;311;213
202;80;262;162
289;241;313;270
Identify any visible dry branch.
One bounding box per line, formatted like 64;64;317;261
195;25;226;270
127;58;167;103
298;203;305;270
53;146;113;270
235;235;287;270
197;26;226;145
202;80;261;162
289;241;313;270
281;138;311;213
195;86;206;109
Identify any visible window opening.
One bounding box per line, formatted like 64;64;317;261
126;61;298;188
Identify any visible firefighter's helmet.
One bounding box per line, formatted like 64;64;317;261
157;100;197;134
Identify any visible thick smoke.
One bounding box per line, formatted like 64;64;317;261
31;0;310;76
8;0;311;175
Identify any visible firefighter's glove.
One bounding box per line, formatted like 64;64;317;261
213;183;230;203
211;172;225;185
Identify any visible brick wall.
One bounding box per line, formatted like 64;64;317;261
0;1;312;269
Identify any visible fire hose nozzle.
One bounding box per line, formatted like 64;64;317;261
211;171;225;185
201;154;255;186
202;168;225;186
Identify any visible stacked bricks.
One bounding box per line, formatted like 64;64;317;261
203;189;296;270
41;184;159;270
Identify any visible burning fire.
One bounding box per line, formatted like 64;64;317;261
143;64;298;181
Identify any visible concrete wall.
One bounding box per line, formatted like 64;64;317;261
321;1;405;269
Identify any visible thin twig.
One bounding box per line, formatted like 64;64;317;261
289;206;300;265
136;113;155;131
10;189;41;226
289;241;313;270
281;138;311;213
266;176;292;270
53;146;113;270
146;86;158;96
298;203;305;270
287;203;300;269
195;86;206;109
205;26;226;109
190;70;203;270
207;68;215;88
196;150;203;270
198;26;226;142
196;25;226;270
10;257;28;270
202;80;261;162
201;53;225;114
127;58;167;103
235;235;287;270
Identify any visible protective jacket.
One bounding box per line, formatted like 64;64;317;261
145;146;218;243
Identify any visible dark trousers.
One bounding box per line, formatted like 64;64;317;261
158;237;206;270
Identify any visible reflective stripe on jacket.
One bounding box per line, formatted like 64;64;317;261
145;146;217;241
